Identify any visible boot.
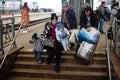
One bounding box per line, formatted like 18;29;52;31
54;65;61;73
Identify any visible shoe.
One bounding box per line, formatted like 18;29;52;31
23;30;28;33
100;31;105;34
38;60;42;64
70;43;75;49
67;48;70;51
64;49;67;51
22;30;26;33
55;66;61;73
73;54;77;59
70;45;74;49
46;60;51;65
25;30;28;33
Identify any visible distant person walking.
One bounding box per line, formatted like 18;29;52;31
98;1;108;34
43;13;63;73
21;2;30;33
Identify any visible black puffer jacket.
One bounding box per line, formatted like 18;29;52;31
80;8;97;29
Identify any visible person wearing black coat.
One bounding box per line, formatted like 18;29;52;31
61;2;77;49
74;7;97;58
80;7;97;29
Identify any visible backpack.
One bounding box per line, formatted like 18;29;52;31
114;8;120;25
116;9;120;20
107;27;113;40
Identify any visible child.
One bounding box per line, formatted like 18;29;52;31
55;22;70;51
29;33;43;64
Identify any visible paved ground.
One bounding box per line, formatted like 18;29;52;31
1;12;60;25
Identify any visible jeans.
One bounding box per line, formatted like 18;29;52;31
99;18;105;32
33;49;42;61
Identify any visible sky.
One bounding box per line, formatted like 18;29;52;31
22;0;62;12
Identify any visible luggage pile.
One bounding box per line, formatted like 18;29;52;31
77;27;100;62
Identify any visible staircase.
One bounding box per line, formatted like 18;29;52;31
7;49;108;80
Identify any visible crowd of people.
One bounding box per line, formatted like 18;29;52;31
21;1;120;73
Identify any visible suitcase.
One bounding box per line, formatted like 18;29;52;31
77;41;97;62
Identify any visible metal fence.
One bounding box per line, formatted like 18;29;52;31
0;14;16;55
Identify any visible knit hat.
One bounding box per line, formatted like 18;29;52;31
51;13;58;20
32;33;37;39
62;2;68;8
56;22;64;29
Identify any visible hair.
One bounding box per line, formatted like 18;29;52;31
22;2;29;11
113;1;119;6
85;7;91;12
101;1;105;5
32;33;38;40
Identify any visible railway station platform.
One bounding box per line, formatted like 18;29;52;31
1;12;119;80
0;12;108;52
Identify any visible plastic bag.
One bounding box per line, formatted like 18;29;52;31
77;27;100;44
69;29;79;43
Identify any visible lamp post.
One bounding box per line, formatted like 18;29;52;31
1;0;6;14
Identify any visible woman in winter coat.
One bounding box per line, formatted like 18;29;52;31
21;2;30;33
43;13;63;73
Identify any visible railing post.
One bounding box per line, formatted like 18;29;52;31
0;16;4;55
11;14;17;48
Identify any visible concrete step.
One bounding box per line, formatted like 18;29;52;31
19;49;106;57
7;76;69;80
16;54;107;64
7;49;108;80
9;68;108;80
14;61;107;72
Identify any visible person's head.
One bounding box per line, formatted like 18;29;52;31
51;13;58;25
62;2;70;10
23;2;28;7
113;1;119;6
101;1;106;7
85;7;91;16
85;0;89;3
32;33;38;41
56;22;64;32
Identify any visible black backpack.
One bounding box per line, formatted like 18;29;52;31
107;27;113;40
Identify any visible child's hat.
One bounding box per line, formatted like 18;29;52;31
56;22;64;29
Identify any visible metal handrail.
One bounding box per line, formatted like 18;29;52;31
0;20;24;69
105;23;112;80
